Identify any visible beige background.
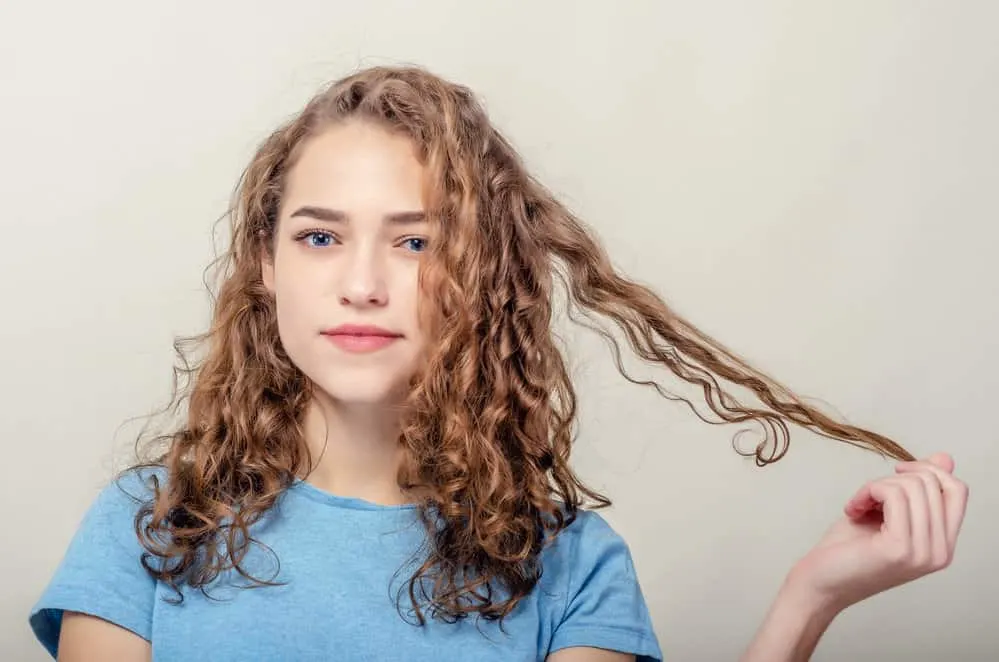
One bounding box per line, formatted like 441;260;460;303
2;1;996;660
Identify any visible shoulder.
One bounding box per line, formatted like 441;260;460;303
104;464;166;512
541;508;636;578
81;465;166;541
59;464;166;550
538;508;644;615
560;508;625;543
534;509;634;617
537;509;663;661
29;465;166;657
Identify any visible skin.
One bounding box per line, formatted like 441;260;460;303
57;121;969;661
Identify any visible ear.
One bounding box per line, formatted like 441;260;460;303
261;247;275;293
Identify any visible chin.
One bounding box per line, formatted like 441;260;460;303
312;375;411;407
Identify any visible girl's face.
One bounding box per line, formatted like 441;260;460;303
263;120;429;406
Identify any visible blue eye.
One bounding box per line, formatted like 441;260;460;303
298;230;337;248
403;237;428;253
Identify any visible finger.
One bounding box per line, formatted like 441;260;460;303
896;461;970;549
896;459;960;490
919;470;948;566
858;480;912;543
926;452;955;474
844;482;880;518
889;475;932;564
899;469;948;566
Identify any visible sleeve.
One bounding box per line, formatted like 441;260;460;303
29;468;160;658
547;511;663;661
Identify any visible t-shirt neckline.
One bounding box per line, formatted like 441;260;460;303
289;478;420;512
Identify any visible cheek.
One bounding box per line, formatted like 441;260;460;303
273;295;312;357
403;277;425;337
272;263;322;332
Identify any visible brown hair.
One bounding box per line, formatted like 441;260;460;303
127;64;914;626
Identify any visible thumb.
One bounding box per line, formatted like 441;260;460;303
926;452;955;474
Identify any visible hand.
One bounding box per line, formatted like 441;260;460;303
785;452;969;614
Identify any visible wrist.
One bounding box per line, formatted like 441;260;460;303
782;561;853;619
740;573;844;662
774;576;843;628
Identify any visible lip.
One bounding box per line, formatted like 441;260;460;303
321;324;403;353
323;324;403;337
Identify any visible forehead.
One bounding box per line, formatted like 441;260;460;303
282;121;426;216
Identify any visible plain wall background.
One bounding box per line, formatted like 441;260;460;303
2;1;996;659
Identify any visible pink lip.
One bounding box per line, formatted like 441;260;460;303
321;324;402;354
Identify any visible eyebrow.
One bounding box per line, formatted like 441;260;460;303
289;206;427;226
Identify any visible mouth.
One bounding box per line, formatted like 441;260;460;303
320;326;403;353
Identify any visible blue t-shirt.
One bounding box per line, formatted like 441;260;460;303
30;468;662;661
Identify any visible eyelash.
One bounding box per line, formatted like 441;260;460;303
292;228;428;252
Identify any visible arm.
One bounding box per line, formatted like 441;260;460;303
739;580;840;662
58;612;151;662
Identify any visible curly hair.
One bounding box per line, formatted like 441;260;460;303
125;64;915;626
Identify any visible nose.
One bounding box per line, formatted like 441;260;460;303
337;246;388;308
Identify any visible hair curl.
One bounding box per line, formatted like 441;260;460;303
125;64;915;626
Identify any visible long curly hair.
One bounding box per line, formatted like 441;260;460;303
125;64;915;625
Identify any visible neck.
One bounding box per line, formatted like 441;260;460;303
298;392;409;506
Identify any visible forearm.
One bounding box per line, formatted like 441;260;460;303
740;579;841;662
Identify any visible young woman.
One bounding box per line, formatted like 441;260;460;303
30;65;968;662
